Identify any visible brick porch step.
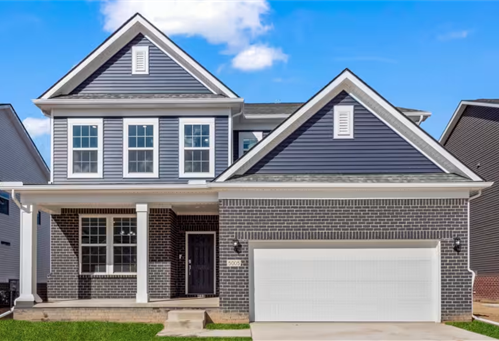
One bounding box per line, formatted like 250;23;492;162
164;310;206;330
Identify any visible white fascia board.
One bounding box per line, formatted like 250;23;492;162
40;15;238;99
216;70;484;182
243;113;290;120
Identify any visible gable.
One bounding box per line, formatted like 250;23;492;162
71;34;211;94
245;91;442;175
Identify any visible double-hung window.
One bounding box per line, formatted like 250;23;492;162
80;216;137;274
123;118;159;178
0;191;9;215
68;119;103;178
179;118;215;178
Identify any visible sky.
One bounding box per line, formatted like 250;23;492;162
1;0;499;167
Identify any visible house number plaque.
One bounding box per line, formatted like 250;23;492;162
227;260;242;267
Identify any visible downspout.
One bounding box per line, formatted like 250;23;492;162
467;190;492;323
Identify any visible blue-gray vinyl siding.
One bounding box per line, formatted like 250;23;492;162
71;34;212;94
53;116;228;183
246;91;442;174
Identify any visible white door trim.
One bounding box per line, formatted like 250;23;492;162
185;231;216;295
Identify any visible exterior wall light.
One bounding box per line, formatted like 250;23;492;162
232;239;242;253
454;237;462;253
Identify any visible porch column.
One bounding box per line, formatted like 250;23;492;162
136;203;149;303
16;204;41;307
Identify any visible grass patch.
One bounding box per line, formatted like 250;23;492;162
0;320;252;341
205;323;250;330
447;320;499;339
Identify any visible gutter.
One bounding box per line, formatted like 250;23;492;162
0;307;14;319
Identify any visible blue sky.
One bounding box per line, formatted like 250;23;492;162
1;1;499;166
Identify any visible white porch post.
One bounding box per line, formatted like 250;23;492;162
136;203;149;303
16;204;41;307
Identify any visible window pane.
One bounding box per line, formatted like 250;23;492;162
146;125;153;136
81;217;106;244
146;137;153;148
73;137;81;148
82;137;89;148
201;124;209;136
73;151;98;173
0;195;9;216
129;136;136;148
184;136;193;148
184;125;192;136
113;246;137;273
137;125;145;136
90;137;98;148
193;136;201;147
113;218;137;244
81;246;106;273
137;136;145;148
193;125;201;136
73;125;81;137
90;126;98;137
129;125;136;136
82;125;89;136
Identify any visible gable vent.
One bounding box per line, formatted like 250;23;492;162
334;105;354;139
132;46;149;74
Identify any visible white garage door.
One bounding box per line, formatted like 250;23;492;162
251;241;440;322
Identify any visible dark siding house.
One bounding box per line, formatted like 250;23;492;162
441;101;499;301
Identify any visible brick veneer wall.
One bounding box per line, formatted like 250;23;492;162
474;274;499;301
219;198;471;322
176;215;219;297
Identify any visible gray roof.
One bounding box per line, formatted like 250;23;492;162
244;103;427;116
466;99;499;104
226;173;471;183
53;93;227;99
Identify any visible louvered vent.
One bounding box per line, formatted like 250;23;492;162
132;46;149;74
334;105;354;138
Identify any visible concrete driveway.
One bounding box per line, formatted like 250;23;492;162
250;322;494;340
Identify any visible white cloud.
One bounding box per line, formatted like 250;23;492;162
23;117;50;138
232;45;288;71
100;0;286;71
437;30;470;41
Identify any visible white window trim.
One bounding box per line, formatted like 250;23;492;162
67;118;103;178
132;45;149;75
79;214;137;276
179;117;215;178
333;105;354;139
123;118;159;178
238;131;263;157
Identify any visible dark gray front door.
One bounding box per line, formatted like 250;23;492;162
188;233;214;294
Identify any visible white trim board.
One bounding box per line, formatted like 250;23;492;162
440;100;499;145
215;69;484;182
39;14;238;99
185;231;216;295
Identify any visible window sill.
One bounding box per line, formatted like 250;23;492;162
79;274;137;278
68;174;103;179
123;173;159;179
179;173;214;179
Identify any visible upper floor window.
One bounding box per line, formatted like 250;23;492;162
239;132;263;157
123;118;159;178
68;119;103;178
132;46;149;74
179;118;215;178
0;191;9;216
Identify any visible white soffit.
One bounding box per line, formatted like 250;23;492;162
39;14;238;99
215;70;483;182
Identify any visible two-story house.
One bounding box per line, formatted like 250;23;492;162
1;13;492;324
441;100;499;302
0;104;50;307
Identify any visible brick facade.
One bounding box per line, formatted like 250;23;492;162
474;274;499;302
219;198;471;322
48;208;218;300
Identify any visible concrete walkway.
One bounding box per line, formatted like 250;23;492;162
250;323;494;340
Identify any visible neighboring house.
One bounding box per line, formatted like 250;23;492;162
441;99;499;302
0;14;491;324
0;104;50;305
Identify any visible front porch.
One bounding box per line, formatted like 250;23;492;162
34;297;219;308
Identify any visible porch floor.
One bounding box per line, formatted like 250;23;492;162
34;297;219;309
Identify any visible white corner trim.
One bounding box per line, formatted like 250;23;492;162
41;15;238;99
215;70;483;182
67;118;103;179
179;117;215;178
333;105;354;139
185;231;216;295
131;45;149;74
50;114;54;183
123;118;159;178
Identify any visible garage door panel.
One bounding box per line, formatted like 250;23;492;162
253;244;439;322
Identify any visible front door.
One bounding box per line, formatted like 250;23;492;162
188;233;215;294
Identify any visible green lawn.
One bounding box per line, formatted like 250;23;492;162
0;320;252;341
448;320;499;339
206;323;250;330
